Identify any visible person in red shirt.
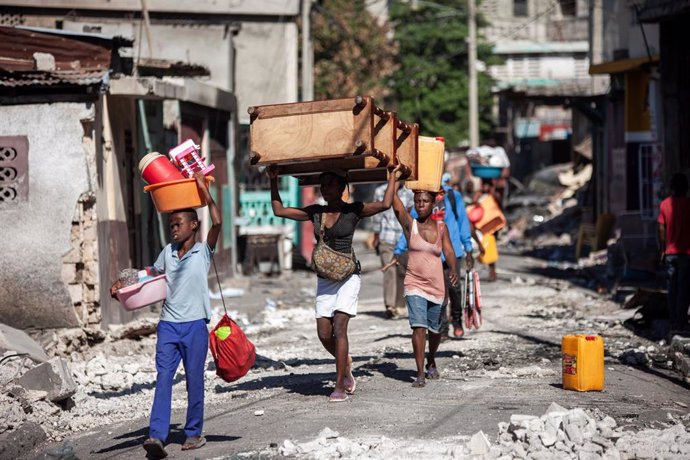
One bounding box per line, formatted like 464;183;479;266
658;173;690;333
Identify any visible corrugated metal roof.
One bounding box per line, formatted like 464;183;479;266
0;26;114;89
0;70;107;87
0;26;112;72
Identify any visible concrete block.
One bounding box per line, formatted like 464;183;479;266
580;442;603;454
14;357;77;402
511;414;538;428
529;418;546;433
62;246;81;263
61;263;78;284
546;402;569;414
539;430;558;447
0;323;49;363
602;447;621;460
0;422;47;460
67;284;83;304
564;422;583;444
84;284;98;303
83;261;99;285
565;408;589;427
577;451;601;460
468;430;491;455
33;52;55;71
591;434;614;448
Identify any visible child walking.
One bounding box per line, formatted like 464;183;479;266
110;171;221;458
392;185;459;387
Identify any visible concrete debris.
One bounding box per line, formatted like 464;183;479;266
36;327;104;357
14;357;77;402
253;405;690;459
669;336;690;384
109;318;158;340
0;422;47;460
0;323;49;363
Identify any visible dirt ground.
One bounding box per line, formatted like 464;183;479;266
17;246;690;459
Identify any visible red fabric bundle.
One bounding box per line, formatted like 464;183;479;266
209;314;256;382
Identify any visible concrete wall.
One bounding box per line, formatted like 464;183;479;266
61;18;299;124
0;103;95;329
600;0;659;63
235;21;298;122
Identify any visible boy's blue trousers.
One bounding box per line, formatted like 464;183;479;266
149;319;208;441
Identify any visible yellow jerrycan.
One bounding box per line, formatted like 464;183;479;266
562;335;604;391
405;136;445;192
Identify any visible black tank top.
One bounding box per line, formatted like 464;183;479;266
307;202;364;253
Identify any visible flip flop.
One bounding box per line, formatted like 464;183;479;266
411;377;426;388
329;391;349;402
344;356;356;395
181;436;206;451
425;365;441;380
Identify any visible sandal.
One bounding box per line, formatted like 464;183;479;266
143;438;168;458
181;436;206;451
425;365;441;380
344;356;356;395
329;391;349;402
411;376;426;388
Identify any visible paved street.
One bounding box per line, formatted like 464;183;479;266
22;244;690;459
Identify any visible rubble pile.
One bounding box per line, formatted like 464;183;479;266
248;405;690;460
669;336;690;384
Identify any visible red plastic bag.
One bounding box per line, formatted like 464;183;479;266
209;314;256;382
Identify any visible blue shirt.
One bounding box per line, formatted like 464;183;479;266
394;185;473;260
153;241;212;323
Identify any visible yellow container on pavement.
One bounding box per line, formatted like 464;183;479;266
405;136;444;192
562;335;604;391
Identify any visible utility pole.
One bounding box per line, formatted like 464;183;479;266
468;0;479;147
302;0;314;101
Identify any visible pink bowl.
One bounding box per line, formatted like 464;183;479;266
115;274;167;311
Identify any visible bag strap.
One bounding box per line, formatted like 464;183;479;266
318;211;326;237
211;254;227;315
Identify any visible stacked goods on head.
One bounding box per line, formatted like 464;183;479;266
138;142;215;214
138;152;185;184
405;136;445;192
467;194;506;235
168;139;215;178
248;96;417;185
144;177;214;213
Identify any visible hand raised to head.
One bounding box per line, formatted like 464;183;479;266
266;164;279;180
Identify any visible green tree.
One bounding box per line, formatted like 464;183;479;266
312;0;397;101
388;0;496;146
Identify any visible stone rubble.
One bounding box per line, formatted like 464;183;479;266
250;405;690;459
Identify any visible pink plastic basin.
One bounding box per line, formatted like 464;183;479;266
115;274;167;311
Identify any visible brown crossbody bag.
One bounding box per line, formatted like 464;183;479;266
311;212;357;282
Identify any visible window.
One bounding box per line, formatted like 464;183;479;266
514;0;528;17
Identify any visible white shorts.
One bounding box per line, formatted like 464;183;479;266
315;274;361;318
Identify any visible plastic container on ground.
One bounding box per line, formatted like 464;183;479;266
138;152;185;184
115;274;167;311
143;176;214;213
562;335;605;391
470;164;503;179
405;136;444;192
